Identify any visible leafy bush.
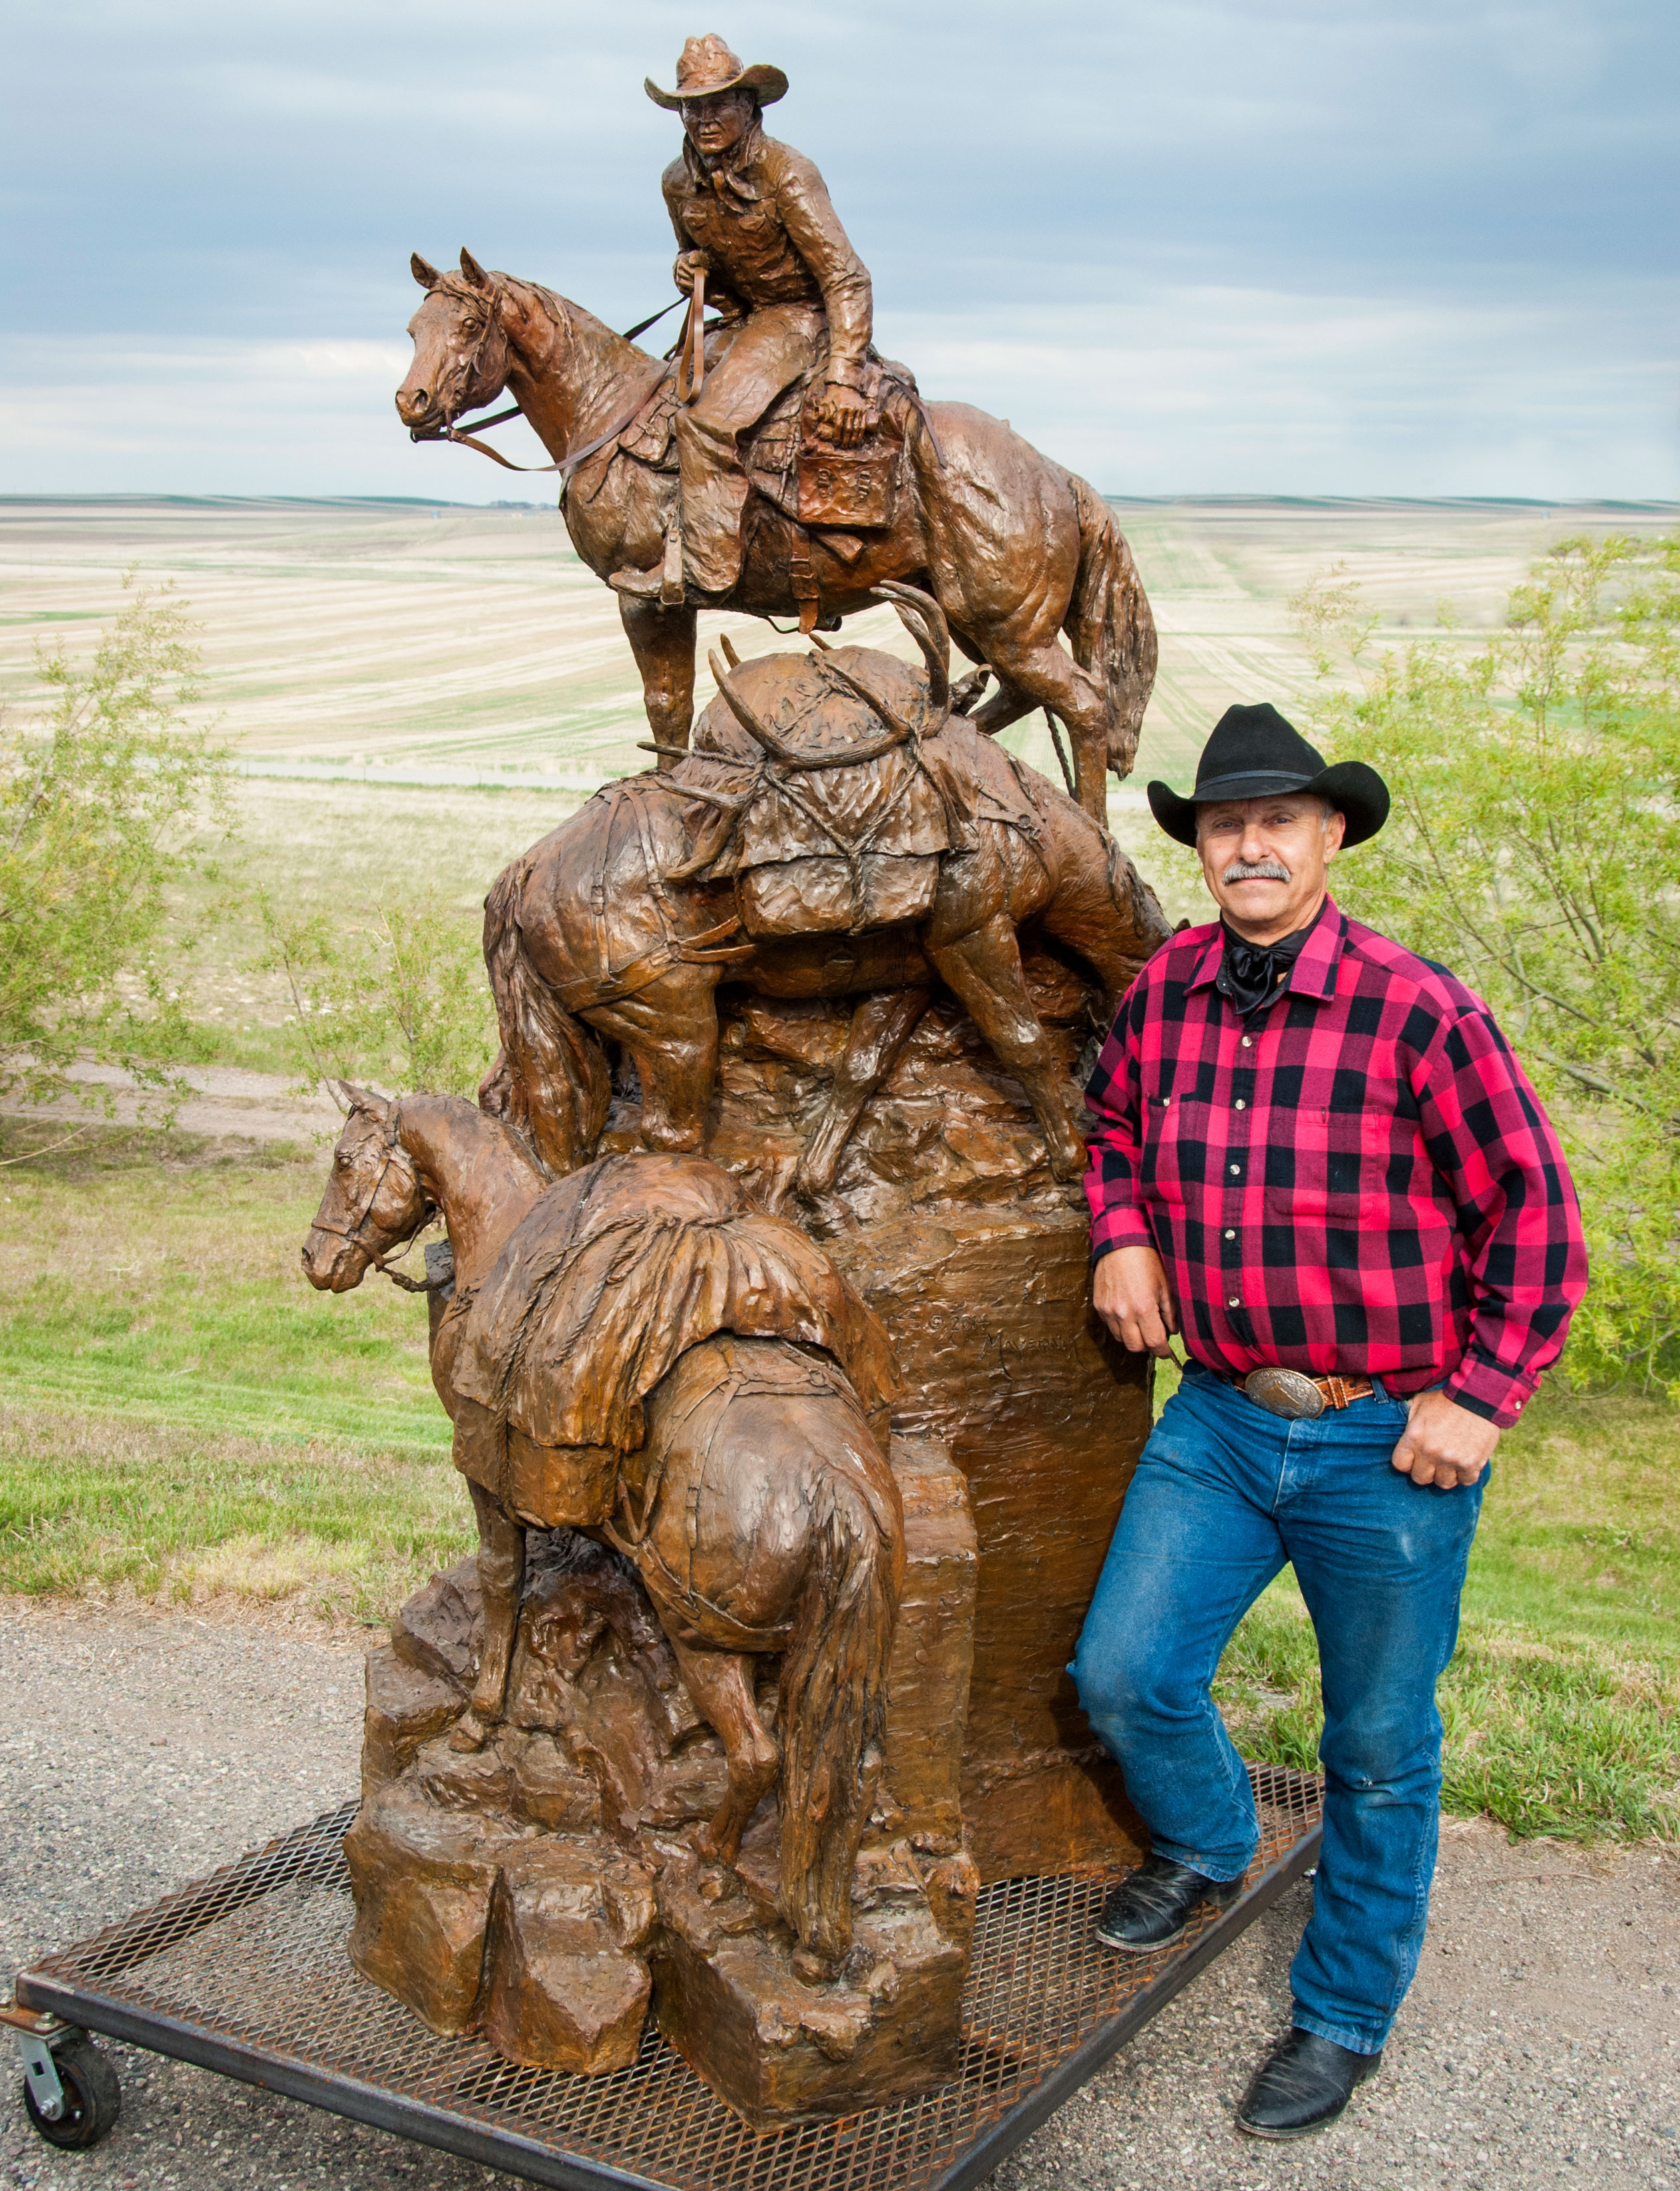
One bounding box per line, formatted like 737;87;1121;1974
0;580;227;1115
1295;534;1680;1395
260;889;496;1099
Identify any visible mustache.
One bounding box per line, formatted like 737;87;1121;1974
1222;858;1291;884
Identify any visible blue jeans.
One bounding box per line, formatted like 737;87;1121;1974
1071;1362;1484;2054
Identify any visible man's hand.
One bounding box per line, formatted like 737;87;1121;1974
814;383;869;448
1092;1244;1179;1358
1390;1390;1500;1488
673;249;712;296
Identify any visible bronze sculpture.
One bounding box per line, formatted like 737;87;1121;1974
329;39;1175;2125
395;27;1160;829
302;615;1168;2120
617;35;873;603
305;1099;979;2117
479;590;1168;1189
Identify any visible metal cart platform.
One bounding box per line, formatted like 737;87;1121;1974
11;1764;1321;2190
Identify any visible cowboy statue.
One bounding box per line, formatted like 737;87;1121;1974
610;33;873;604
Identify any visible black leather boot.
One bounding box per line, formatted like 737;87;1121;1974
1237;2027;1382;2138
1094;1853;1245;1952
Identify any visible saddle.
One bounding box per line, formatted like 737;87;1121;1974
614;337;920;556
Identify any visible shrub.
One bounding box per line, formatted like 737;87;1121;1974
260;889;496;1099
1294;534;1680;1396
0;580;227;1119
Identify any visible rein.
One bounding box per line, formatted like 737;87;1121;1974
413;276;682;491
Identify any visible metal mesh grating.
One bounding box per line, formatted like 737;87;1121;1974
19;1767;1321;2191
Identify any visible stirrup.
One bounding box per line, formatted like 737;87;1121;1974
610;517;691;608
608;564;667;601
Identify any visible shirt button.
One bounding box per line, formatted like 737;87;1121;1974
1229;1163;1241;1175
1241;1036;1252;1048
1225;1229;1235;1239
1227;1296;1240;1308
1235;1099;1246;1110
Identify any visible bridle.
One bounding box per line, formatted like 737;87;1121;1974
311;1108;441;1293
409;273;679;491
407;274;517;443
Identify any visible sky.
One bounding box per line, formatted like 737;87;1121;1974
2;0;1675;501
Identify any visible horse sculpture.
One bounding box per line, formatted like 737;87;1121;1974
479;588;1171;1191
395;251;1157;824
302;1094;901;1979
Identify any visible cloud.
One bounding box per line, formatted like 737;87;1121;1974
2;0;1675;495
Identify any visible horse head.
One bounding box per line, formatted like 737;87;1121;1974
301;1084;431;1293
396;249;523;437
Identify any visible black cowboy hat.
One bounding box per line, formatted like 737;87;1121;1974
1146;703;1390;849
646;35;788;110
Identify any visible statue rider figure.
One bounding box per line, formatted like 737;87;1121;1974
610;35;874;604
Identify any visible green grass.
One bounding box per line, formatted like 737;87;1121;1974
1145;1361;1680;1843
0;1122;467;1621
1;1125;1674;1834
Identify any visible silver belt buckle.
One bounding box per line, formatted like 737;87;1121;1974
1242;1367;1325;1420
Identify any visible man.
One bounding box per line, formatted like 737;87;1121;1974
612;35;873;603
1074;703;1587;2138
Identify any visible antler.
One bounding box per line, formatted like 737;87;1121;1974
707;652;804;764
876;581;951;715
817;658;918;747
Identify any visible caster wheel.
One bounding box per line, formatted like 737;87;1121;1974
22;2037;122;2150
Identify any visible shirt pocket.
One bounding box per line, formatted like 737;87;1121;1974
1263;1108;1386;1228
1140;1088;1208;1211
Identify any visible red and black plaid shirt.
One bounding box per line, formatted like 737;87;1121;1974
1084;896;1586;1427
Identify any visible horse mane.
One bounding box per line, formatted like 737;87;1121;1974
431;268;652;365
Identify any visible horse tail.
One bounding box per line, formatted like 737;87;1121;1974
777;1460;900;1971
1064;472;1159;780
1104;830;1174;981
481;859;610;1176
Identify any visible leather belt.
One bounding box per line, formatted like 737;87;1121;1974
1240;1366;1375;1420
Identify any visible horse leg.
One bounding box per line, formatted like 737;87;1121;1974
926;912;1087;1182
587;966;720;1155
795;987;931;1201
451;1480;526;1752
618;596;698;757
669;1640;781;1866
968;631;1116;824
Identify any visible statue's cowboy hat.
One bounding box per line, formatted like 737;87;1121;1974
1146;703;1390;849
646;34;788;110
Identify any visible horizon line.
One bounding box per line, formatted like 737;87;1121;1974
1;492;1675;515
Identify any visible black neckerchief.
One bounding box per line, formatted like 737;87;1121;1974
1215;917;1316;1018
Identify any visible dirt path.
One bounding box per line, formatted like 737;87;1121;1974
4;1064;340;1147
0;1599;1673;2191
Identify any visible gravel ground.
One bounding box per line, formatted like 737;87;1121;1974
0;1598;1674;2191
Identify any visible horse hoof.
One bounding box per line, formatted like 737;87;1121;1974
448;1712;489;1753
791;1945;841;1987
693;1822;740;1866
